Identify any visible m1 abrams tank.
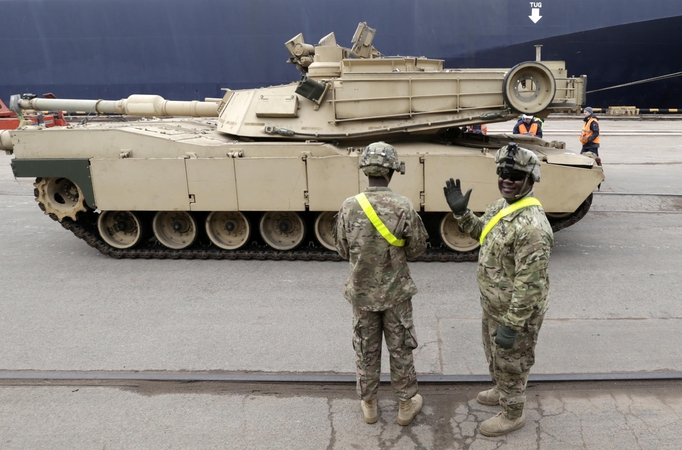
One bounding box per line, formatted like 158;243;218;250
1;23;603;261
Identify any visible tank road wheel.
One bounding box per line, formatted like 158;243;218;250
503;62;556;114
152;211;198;250
439;213;480;252
259;212;306;251
97;211;145;249
314;211;337;251
205;211;251;250
34;177;87;221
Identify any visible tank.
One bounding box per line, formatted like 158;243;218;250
1;23;603;261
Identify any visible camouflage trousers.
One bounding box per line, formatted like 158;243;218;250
482;309;545;419
352;299;419;402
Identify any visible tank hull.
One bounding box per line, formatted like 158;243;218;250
9;119;603;259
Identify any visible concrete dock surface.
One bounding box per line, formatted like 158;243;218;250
1;379;682;449
1;117;682;448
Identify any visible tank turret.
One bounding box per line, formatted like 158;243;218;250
3;23;602;261
217;23;585;141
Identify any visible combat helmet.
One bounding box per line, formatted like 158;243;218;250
494;142;541;182
359;141;406;180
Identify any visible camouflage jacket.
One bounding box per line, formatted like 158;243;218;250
455;190;554;330
335;187;428;311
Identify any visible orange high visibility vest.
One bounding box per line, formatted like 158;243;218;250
581;117;600;144
519;122;539;136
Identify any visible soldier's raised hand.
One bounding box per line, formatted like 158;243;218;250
443;178;472;215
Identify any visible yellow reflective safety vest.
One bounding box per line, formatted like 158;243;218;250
479;197;542;245
355;193;405;246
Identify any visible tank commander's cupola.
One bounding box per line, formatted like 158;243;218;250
286;22;380;80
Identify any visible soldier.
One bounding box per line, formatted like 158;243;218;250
334;141;429;426
442;143;553;436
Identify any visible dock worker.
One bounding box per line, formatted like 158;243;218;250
580;106;601;156
442;142;554;436
466;124;488;135
513;114;543;138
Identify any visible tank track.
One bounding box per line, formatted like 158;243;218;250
51;213;479;262
42;194;593;262
548;194;593;233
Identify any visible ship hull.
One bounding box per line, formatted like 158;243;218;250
2;0;681;108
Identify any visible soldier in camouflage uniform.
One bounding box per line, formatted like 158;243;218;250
443;143;553;437
334;141;429;426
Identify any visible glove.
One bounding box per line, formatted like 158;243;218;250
493;324;517;349
443;178;472;215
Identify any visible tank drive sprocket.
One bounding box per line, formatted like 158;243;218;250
34;177;88;221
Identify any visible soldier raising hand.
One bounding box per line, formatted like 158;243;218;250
443;143;554;437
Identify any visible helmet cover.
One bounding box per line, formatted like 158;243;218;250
359;142;403;178
495;143;541;182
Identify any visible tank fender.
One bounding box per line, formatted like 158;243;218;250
545;153;598;167
11;158;95;208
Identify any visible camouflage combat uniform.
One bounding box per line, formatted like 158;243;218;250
455;189;553;419
335;186;428;401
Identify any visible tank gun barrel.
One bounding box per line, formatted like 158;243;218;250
0;130;11;152
11;94;219;118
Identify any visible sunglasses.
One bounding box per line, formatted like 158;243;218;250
496;168;527;181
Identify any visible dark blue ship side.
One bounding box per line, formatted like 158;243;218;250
2;0;681;107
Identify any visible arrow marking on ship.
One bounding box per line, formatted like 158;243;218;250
529;8;542;23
